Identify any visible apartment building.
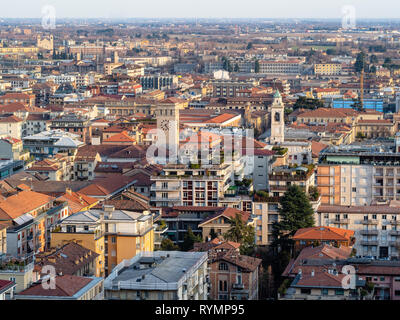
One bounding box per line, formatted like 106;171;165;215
140;74;178;90
50;114;92;143
150;163;235;208
0;257;34;293
34;242;99;278
317;146;400;206
258;59;302;75
314;63;342;76
316;204;400;259
0;190;69;257
210;79;258;98
22;130;84;159
269;165;316;198
0;93;35;107
253;193;321;246
104;251;208;300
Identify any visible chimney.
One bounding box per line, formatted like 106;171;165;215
103;205;115;219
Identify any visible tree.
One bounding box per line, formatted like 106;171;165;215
209;228;218;240
272;185;315;250
354;51;366;73
224;213;256;255
222;56;232;72
181;227;202;251
352;97;363;112
293;96;324;110
254;59;260;73
160;238;179;251
370;54;378;64
326;48;337;55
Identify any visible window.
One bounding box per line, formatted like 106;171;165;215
322;288;328;295
111;237;116;244
335;289;344;295
218;263;228;271
300;288;311;294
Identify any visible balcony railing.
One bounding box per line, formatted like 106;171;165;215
360;230;379;236
389;231;400;236
390;220;400;225
359;240;379;246
361;220;379;225
331;219;349;224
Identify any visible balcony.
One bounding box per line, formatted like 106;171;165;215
151;197;181;202
360;230;379;236
150;185;180;191
389;241;400;247
331;219;349;224
361;220;379;225
232;283;245;290
389;231;400;236
390;220;400;225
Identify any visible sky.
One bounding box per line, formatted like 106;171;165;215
1;0;400;19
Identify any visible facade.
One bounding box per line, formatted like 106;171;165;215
317;147;400;206
209;249;261;300
0;190;68;257
104;251;208;300
22;130;84;159
210;79;258;98
50;114;92;143
51;205;154;276
151;163;234;208
314;63;342;76
316;204;400;259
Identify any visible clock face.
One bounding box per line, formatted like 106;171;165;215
160;120;170;132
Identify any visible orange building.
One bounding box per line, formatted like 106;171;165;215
293;226;355;250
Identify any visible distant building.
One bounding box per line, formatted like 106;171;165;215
15;275;104;300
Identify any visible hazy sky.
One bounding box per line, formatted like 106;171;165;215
1;0;400;19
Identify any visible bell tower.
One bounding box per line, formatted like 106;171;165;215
270;90;285;144
156;99;180;152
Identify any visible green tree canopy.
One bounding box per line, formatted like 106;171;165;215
272;185;315;249
160;238;179;251
224;213;256;255
180;227;202;251
254;59;260;73
355;51;366;73
293;96;324;110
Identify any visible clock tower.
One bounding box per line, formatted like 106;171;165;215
156;99;180;152
270;90;285;144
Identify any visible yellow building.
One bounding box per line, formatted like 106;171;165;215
314;63;342;76
0;47;38;54
0;225;6;254
51;205;154;276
